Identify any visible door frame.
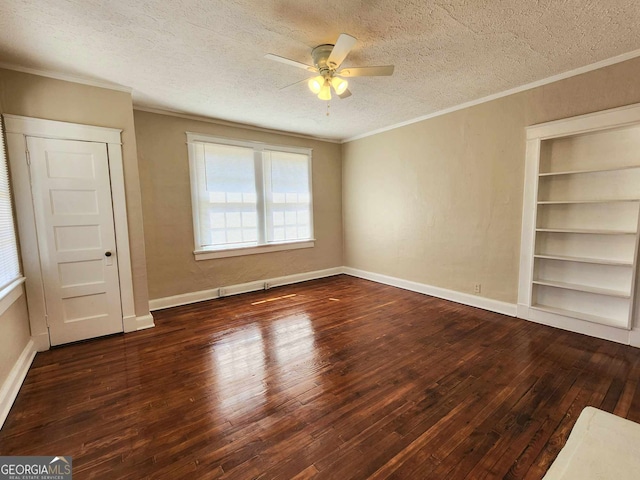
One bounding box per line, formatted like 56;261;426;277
4;115;136;351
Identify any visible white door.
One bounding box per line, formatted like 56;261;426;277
26;136;123;346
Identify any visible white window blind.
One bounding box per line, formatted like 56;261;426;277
264;150;311;243
202;143;258;248
188;134;313;255
0;116;21;291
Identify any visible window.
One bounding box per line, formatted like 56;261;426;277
187;133;313;259
0;116;21;293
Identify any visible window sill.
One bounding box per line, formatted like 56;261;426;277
194;240;315;260
0;277;26;317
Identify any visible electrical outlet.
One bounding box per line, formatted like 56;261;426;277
474;284;481;294
264;282;271;290
218;287;226;297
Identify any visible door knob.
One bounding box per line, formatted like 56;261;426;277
105;251;112;257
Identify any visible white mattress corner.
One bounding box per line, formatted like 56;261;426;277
543;406;640;480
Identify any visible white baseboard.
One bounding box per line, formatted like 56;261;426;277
123;315;137;333
342;267;517;317
31;332;50;352
123;313;155;333
149;266;640;347
0;339;37;429
149;267;344;310
150;266;516;316
135;313;155;330
516;303;529;319
627;329;640;348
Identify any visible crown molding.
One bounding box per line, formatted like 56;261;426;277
133;105;341;144
342;47;640;143
0;62;132;93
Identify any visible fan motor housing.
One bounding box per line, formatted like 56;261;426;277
311;44;336;74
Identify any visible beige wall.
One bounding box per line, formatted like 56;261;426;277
0;293;30;390
134;110;343;300
342;57;640;304
0;68;151;317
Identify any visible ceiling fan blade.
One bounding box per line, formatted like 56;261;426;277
265;54;317;72
327;33;357;69
279;77;311;90
338;88;352;99
338;65;395;77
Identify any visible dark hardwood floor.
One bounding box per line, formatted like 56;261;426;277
2;275;640;479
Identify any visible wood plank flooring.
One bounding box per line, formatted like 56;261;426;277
2;275;640;479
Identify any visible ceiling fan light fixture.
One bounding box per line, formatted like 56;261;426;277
318;80;332;100
308;75;324;94
331;76;348;95
266;33;395;102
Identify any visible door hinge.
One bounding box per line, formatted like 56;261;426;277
25;148;31;166
44;314;49;327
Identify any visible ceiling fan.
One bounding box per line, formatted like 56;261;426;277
265;33;394;100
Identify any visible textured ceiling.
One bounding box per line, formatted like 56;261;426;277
0;1;639;141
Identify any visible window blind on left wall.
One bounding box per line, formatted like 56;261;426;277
0;116;21;291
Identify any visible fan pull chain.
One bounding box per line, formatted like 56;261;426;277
326;101;331;116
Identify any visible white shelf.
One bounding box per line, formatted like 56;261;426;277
539;164;640;177
532;280;630;298
537;199;640;205
534;254;633;267
530;304;627;329
536;228;637;235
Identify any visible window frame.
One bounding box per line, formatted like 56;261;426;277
186;132;315;260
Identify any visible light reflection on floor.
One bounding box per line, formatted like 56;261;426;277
213;325;266;417
271;315;315;367
212;306;319;419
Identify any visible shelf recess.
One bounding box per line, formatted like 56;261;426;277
537;199;640;205
530;304;628;329
533;254;633;266
538;164;640;177
536;228;637;235
533;279;630;298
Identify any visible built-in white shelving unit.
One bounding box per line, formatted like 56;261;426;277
518;104;640;344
